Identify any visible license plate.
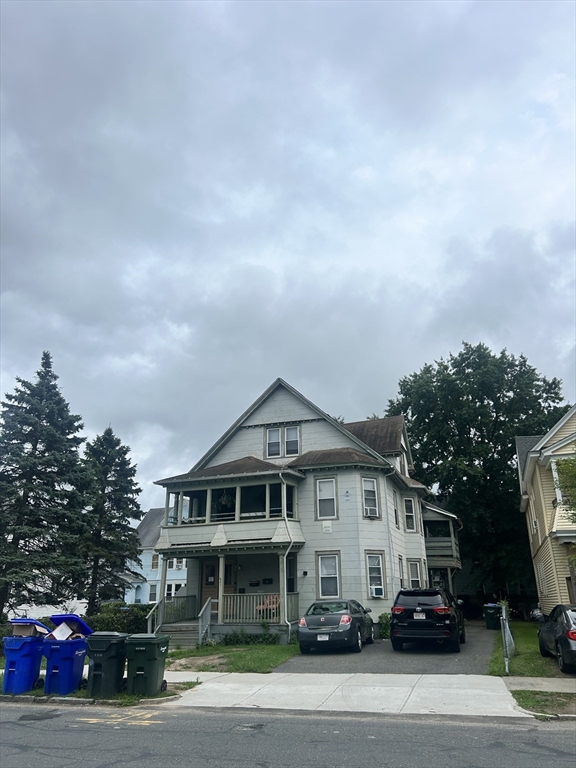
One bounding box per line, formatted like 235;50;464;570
413;613;426;620
317;634;329;641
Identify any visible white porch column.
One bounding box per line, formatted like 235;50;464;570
159;555;169;605
217;554;225;624
235;486;241;522
177;491;184;525
265;483;270;518
206;489;212;523
164;490;170;526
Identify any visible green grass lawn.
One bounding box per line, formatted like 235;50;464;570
166;643;300;673
488;620;562;677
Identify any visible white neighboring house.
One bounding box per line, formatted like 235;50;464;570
124;507;187;605
151;378;437;637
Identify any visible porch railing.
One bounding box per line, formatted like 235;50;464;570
162;594;198;624
198;598;212;644
221;592;299;624
146;599;164;634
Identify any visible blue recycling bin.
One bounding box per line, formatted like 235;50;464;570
43;614;93;696
2;619;51;695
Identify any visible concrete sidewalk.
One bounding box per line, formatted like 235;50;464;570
162;671;553;718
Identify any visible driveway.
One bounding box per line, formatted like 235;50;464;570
275;621;497;675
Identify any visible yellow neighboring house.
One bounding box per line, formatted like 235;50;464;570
516;404;576;613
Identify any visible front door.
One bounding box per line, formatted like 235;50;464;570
201;558;236;613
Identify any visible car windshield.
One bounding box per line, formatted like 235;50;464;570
307;602;349;615
396;593;444;607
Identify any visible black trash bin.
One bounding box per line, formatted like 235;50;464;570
125;634;170;697
483;604;502;630
86;632;129;698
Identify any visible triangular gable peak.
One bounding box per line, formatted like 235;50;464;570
532;405;576;453
193;378;387;471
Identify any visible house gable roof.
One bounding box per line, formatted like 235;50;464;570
343;416;407;458
288;447;391;470
136;507;165;549
531;404;576;453
190;378;390;472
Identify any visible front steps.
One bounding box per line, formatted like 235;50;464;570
159;621;199;648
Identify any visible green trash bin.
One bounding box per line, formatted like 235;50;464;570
484;605;501;630
125;634;170;697
86;632;129;698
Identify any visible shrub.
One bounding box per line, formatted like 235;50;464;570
218;628;280;646
85;603;150;634
378;612;391;639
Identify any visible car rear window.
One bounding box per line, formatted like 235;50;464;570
306;602;348;615
566;609;576;623
395;593;444;607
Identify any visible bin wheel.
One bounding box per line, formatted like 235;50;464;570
79;678;88;690
34;677;44;689
161;680;167;692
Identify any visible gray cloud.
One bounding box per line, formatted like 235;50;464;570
1;0;574;509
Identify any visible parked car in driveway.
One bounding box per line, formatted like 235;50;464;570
538;604;576;674
297;599;374;654
390;588;465;653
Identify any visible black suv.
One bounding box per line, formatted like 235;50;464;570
390;588;465;653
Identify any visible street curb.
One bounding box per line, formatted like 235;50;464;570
0;693;179;707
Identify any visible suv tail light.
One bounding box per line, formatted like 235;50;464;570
566;629;576;641
391;606;404;615
339;615;352;625
298;617;307;627
433;606;451;615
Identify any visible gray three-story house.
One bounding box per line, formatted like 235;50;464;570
150;379;458;643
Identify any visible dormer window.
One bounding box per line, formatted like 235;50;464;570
266;425;300;458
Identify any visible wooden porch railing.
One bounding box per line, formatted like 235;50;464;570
162;594;198;624
198;598;212;644
221;592;300;624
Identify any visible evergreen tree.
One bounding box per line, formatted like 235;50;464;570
81;427;143;615
386;342;569;589
0;352;89;617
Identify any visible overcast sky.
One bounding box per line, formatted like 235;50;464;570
1;0;574;511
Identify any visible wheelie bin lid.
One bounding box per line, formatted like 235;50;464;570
126;633;170;642
9;618;51;636
49;613;93;636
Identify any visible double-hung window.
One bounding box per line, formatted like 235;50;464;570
317;478;336;519
318;554;339;598
151;554;159;570
149;584;157;602
362;478;379;518
366;553;385;597
267;426;299;458
408;560;421;588
404;498;416;531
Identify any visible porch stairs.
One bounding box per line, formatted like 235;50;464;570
159;621;200;648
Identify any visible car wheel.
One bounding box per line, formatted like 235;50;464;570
459;625;466;644
391;639;403;651
351;629;362;653
539;635;552;657
299;644;311;655
557;644;576;674
450;634;461;653
365;625;375;645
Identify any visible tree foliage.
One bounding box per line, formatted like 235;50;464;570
386;342;569;588
81;427;143;615
0;352;89;617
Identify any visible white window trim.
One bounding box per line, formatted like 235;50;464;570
266;425;300;458
404;498;417;532
393;489;399;528
398;555;404;589
407;560;422;588
366;551;386;598
316;477;337;519
317;553;340;598
362;477;380;518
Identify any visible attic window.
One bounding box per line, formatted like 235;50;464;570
267;428;281;457
267;426;299;458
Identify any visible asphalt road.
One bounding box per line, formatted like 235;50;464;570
1;702;575;768
276;620;497;675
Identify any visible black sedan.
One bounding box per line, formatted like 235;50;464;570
538;604;576;674
297;599;374;654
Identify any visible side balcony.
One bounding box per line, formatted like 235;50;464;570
551;503;576;544
424;537;461;569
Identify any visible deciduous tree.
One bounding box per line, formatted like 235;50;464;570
386;342;569;589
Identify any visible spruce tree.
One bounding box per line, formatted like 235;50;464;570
0;352;89;617
81;427;143;615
